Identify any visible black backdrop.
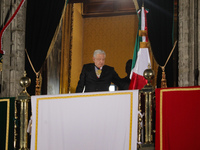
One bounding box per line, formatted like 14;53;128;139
140;0;176;88
25;0;65;95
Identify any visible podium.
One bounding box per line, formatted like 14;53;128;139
155;86;200;150
30;90;139;150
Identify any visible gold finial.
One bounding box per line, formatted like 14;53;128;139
19;71;31;95
23;71;27;77
143;66;155;90
148;63;151;69
142;0;144;7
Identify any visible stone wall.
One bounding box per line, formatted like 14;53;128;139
0;0;26;97
178;0;200;86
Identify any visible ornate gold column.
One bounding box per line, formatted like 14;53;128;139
138;68;155;150
14;71;31;150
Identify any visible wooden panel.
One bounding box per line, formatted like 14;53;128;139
84;2;114;13
83;0;136;17
117;1;135;12
68;0;84;3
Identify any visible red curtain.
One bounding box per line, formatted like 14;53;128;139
155;86;200;150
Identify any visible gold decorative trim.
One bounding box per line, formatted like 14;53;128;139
140;42;149;48
129;92;133;150
159;87;200;150
60;3;74;94
139;30;147;37
34;92;134;150
45;0;68;60
0;99;10;150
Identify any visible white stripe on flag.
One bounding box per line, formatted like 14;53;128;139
132;48;150;76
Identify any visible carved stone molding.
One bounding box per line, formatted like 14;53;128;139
178;0;199;87
0;0;26;97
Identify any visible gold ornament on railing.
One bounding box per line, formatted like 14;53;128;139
138;65;155;149
35;72;41;95
15;71;31;150
161;66;167;88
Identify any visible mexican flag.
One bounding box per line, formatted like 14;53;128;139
129;6;151;90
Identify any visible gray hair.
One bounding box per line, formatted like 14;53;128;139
93;49;106;58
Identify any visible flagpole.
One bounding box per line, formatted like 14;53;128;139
133;1;156;149
142;0;144;7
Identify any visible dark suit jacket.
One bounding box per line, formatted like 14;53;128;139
76;63;124;93
118;76;131;90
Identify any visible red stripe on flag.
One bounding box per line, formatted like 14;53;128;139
129;72;147;90
144;9;148;42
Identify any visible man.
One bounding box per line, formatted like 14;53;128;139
76;49;124;93
118;59;132;90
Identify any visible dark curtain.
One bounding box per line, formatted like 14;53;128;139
139;0;175;88
25;0;65;95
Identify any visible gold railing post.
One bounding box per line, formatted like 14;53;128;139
14;71;31;150
138;67;155;150
137;93;142;144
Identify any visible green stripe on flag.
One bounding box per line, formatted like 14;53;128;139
131;13;142;69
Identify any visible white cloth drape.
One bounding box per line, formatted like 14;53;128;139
31;90;139;150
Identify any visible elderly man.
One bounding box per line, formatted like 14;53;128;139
76;49;124;93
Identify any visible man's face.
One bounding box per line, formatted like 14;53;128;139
93;54;105;68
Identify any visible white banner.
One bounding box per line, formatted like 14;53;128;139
30;90;139;150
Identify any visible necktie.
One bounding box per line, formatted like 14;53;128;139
95;66;102;78
96;69;102;77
